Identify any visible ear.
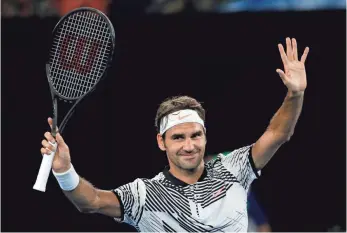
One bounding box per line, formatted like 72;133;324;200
203;127;207;145
157;133;166;151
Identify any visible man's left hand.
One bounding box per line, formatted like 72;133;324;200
277;37;309;96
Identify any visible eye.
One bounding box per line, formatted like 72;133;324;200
192;132;202;139
172;135;184;140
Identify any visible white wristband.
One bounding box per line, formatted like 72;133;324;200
52;164;80;191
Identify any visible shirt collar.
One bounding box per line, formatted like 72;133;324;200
162;165;207;187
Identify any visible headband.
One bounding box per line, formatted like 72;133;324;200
159;109;205;135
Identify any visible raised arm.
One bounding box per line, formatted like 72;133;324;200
252;37;310;170
40;118;121;217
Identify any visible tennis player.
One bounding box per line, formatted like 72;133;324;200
40;37;309;231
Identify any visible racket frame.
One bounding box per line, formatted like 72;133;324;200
33;7;115;192
46;7;115;134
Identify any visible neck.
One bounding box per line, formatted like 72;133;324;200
169;162;204;185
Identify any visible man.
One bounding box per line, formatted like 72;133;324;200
40;37;309;231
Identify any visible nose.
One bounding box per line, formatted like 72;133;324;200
183;138;194;152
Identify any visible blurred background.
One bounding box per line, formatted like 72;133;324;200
2;0;346;232
1;0;346;16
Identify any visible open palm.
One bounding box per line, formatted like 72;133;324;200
277;38;309;94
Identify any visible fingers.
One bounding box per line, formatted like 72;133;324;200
300;47;310;64
48;117;53;127
55;133;65;145
40;131;64;156
279;37;309;64
276;69;288;84
47;117;59;132
292;38;298;61
278;43;288;72
44;131;56;144
41;146;53;155
41;138;55;155
286;37;293;61
41;131;56;155
42;130;66;146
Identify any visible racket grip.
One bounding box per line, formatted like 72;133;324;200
33;142;57;192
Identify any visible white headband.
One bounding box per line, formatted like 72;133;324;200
159;109;205;135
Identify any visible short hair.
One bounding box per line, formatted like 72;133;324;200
155;96;206;136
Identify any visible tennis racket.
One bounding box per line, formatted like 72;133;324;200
33;7;115;192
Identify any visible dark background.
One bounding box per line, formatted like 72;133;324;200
2;7;346;232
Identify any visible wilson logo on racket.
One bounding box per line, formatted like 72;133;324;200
59;35;101;75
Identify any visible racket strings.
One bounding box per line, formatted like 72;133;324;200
49;11;112;99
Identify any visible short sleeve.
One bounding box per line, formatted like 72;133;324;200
220;144;261;191
112;178;146;226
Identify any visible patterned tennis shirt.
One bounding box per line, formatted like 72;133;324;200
113;144;261;232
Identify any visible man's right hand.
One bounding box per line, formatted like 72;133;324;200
41;117;71;173
40;119;122;218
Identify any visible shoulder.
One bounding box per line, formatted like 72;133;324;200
134;172;167;187
150;172;166;182
218;145;253;161
205;151;232;166
206;145;254;169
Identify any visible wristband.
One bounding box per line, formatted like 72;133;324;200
52;164;80;191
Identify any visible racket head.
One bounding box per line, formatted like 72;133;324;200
46;7;115;101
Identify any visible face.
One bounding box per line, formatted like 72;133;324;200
157;122;207;172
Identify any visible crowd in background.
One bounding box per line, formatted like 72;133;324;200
2;0;345;17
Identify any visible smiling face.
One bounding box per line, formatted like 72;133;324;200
157;122;207;173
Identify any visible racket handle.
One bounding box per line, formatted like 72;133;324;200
33;142;57;192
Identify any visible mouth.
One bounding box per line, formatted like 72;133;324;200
180;153;198;159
